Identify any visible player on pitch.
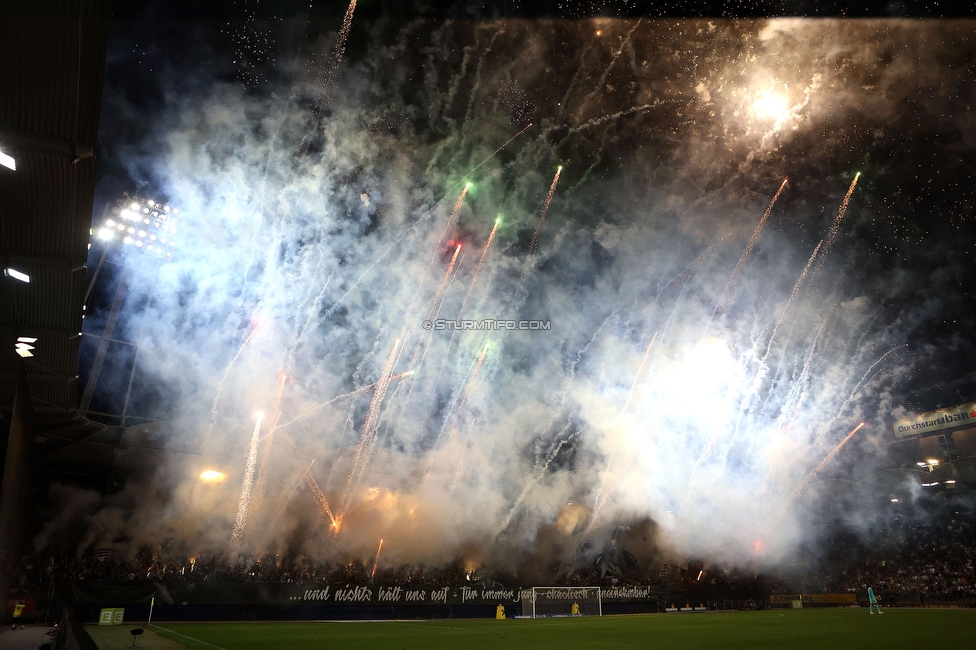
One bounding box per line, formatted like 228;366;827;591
867;587;882;614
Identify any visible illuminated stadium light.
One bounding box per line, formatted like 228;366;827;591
15;337;36;358
4;268;30;283
945;479;956;485
101;195;180;259
921;482;939;487
0;149;16;171
926;458;939;465
890;498;899;503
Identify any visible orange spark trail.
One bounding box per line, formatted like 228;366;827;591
457;219;499;318
428;244;462;319
812;173;860;275
231;414;264;547
529;168;562;254
369;537;383;578
338;340;401;517
324;0;357;93
623;332;658;412
430;187;469;265
783;422;865;512
370;538;384;578
713;178;788;317
305;473;338;529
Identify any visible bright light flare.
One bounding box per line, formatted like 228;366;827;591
199;470;227;484
4;268;30;283
752;92;790;122
0;150;16;171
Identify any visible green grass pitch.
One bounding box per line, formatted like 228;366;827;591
142;609;976;650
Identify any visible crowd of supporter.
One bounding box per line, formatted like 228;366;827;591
4;520;975;606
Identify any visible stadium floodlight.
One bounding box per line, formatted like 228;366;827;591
4;268;30;283
926;459;939;466
0;150;16;171
945;479;956;484
528;587;602;618
921;482;939;487
890;498;899;503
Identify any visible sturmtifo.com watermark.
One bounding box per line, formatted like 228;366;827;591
423;319;551;331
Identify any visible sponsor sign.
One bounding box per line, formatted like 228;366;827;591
892;402;976;439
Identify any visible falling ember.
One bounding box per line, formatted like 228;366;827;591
783;423;865;513
713;178;788;318
430;186;469;265
529;167;562;254
231;413;264;547
324;0;358;93
305;473;338;529
427;244;462;319
697;570;704;581
370;538;384;578
457;217;500;318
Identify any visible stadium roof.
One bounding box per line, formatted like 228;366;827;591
0;1;109;417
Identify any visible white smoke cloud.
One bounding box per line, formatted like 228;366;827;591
68;18;968;576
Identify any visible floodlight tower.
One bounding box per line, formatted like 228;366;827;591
80;195;179;421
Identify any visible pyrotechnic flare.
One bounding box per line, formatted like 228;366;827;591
427;244;462;319
231;413;264;547
623;332;658;412
430;186;469;265
457;216;500;318
529;167;562;254
305;473;339;529
324;0;357;93
712;178;788;318
370;538;384;578
465;124;532;177
783;423;865;513
812;173;860;275
254;373;287;508
338;340;401;518
204;325;257;446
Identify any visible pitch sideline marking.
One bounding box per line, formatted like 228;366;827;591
149;623;229;650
